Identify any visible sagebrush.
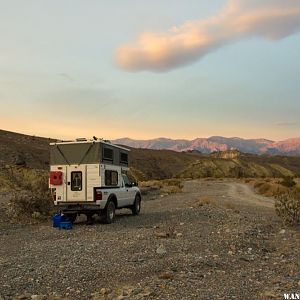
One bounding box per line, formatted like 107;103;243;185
275;191;300;225
5;167;54;221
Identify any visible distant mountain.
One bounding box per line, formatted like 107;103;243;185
113;136;300;156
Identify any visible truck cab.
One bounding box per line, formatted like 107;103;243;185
49;138;141;224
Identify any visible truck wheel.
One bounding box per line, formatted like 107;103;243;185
131;194;141;215
102;201;116;224
65;213;77;223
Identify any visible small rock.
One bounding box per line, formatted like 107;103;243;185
32;211;41;219
298;280;300;287
100;288;111;295
155;232;168;239
176;233;183;237
156;245;167;255
279;229;286;234
261;291;277;298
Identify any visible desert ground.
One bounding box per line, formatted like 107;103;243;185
0;179;299;300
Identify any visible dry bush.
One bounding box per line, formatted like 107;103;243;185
224;202;236;210
275;191;300;226
7;190;54;221
161;185;182;194
253;179;288;197
140;178;184;195
280;176;296;188
6;167;54;222
195;196;216;207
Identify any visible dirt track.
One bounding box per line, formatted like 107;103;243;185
0;180;299;300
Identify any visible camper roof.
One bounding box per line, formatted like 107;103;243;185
50;139;130;152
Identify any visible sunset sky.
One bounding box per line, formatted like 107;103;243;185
0;0;299;141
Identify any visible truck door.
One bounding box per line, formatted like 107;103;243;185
66;165;87;202
122;174;136;205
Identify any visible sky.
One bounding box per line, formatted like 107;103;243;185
0;0;299;141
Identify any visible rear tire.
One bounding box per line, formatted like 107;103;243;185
101;200;116;224
65;213;77;223
131;194;141;215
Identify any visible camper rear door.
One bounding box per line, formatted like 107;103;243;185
66;165;87;201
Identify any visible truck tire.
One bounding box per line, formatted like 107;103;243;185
101;200;116;224
131;194;141;215
65;213;77;223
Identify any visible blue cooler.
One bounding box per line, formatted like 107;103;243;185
52;214;66;228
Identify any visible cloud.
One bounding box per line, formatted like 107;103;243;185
115;0;300;72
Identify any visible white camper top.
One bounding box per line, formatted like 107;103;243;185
50;138;130;152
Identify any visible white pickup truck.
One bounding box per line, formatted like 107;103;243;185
49;138;141;224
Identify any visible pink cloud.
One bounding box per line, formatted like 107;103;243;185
115;0;300;72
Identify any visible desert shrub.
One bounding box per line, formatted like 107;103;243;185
140;178;184;195
280;176;296;188
161;185;182;194
275;191;300;225
5;167;54;222
252;179;288;197
7;190;54;221
195;196;216;207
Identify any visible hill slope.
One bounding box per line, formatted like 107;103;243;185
1;129;300;181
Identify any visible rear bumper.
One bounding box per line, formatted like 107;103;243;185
54;201;106;212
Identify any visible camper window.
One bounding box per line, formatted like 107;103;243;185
71;171;82;191
105;170;118;186
120;152;128;164
103;147;114;161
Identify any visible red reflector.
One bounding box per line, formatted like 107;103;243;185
95;189;102;201
50;171;63;185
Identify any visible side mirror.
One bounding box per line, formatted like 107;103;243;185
132;182;138;187
125;183;133;188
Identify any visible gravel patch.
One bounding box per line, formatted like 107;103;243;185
0;180;299;299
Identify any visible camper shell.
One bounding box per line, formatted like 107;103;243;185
49;138;141;224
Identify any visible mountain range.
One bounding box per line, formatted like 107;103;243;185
113;136;300;156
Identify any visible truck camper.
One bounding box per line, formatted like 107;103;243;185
49;138;141;224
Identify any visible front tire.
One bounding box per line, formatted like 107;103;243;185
131;194;141;215
101;200;116;224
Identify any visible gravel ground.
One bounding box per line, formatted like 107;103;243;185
0;180;299;300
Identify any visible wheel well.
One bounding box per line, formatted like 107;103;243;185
108;194;118;208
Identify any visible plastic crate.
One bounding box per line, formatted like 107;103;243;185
59;221;73;230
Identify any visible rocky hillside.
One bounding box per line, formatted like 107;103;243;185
1;129;300;182
0;129;53;169
113;136;300;156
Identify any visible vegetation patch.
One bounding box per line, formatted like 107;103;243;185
194;196;216;207
2;165;54;222
140;178;184;195
275;191;300;226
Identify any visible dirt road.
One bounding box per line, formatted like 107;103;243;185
0;180;299;300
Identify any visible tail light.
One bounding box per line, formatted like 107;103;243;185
50;171;63;185
95;189;102;201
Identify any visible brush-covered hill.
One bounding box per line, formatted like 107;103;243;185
176;151;300;180
0;129;300;182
